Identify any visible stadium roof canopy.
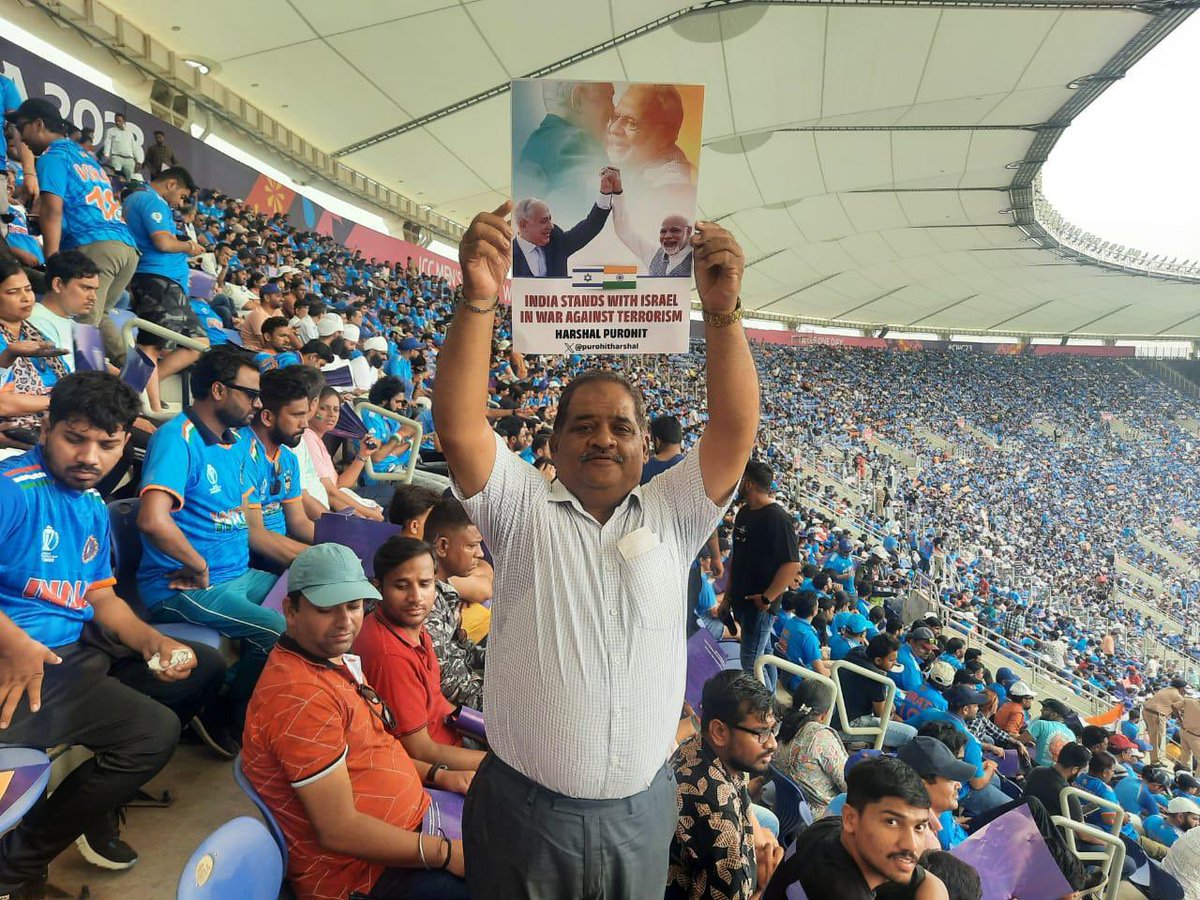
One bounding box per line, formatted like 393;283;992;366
31;0;1200;338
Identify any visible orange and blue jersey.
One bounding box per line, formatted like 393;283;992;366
244;430;302;535
0;447;115;648
35;139;135;250
124;187;190;290
137;410;252;606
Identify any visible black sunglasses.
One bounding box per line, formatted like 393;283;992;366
356;683;396;732
727;720;781;745
221;381;261;402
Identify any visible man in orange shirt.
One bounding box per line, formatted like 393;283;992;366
354;536;484;771
242;543;471;900
994;681;1035;738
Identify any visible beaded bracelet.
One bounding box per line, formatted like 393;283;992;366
459;296;499;314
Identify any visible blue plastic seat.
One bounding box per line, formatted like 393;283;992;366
0;748;51;835
177;816;282;900
769;763;815;845
106;498;222;648
232;753;288;869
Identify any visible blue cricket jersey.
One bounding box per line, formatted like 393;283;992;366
5;202;44;264
35;139;135;250
0;447;114;647
137;411;252;605
245;430;302;535
124;188;190;290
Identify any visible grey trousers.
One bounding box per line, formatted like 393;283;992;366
463;753;677;900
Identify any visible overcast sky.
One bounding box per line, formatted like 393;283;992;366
1041;15;1200;262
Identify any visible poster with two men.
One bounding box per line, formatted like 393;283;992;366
510;79;704;355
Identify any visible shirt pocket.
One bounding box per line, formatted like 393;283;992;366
622;542;680;631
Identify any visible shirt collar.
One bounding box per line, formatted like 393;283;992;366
185;407;239;446
515;235;543;261
546;476;643;518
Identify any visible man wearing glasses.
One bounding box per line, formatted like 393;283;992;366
138;346;283;726
667;671;784;900
243;543;470;899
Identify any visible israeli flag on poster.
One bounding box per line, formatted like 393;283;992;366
571;266;603;289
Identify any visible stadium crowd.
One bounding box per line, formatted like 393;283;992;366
2;77;1200;900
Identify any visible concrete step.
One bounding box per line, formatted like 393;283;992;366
1139;535;1195;575
1114;589;1183;635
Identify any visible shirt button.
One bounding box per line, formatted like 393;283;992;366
608;609;617;617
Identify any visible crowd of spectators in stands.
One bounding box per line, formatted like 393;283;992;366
4;74;1200;900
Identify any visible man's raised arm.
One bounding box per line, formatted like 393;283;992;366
433;202;513;498
693;222;759;505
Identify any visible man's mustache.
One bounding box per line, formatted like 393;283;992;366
582;449;625;463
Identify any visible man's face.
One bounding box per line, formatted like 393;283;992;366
875;651;899;673
377;552;438;631
550;381;648;502
911;639;935;661
1176;813;1199;831
572;82;615;139
41;417;129;491
286;595;362;659
154;132;165;145
957;703;979;722
266;326;296;352
52;274;99;318
266;397;309;448
436;524;484;579
114;114;126;129
385;393;407;414
659;216;692;254
162;179;192;209
721;709;778;777
842;800;931;886
517;202;553;247
923;775;960;814
607;86;675;167
214;365;261;429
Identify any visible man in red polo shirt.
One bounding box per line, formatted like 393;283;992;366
355;536;485;772
242;543;473;900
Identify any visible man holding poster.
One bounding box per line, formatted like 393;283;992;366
434;196;759;897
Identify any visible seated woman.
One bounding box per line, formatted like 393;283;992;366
775;679;847;818
0;259;71;455
302;385;385;520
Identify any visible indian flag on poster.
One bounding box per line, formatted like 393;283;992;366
603;265;637;290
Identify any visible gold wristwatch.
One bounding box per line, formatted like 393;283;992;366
702;300;744;328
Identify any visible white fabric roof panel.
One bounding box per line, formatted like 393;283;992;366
97;0;1200;337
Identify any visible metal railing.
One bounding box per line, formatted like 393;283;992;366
1058;785;1127;900
829;659;897;751
119;315;207;423
353;401;422;484
753;655;838;711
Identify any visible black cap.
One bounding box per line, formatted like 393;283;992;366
4;98;66;130
898;736;978;783
945;685;986;708
1041;698;1071;718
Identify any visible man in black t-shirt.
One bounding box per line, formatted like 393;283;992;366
725;460;800;690
765;756;949;900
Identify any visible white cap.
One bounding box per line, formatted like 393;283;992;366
363;336;388;353
1008;681;1036;699
871;546;889;560
342;324;360;344
928;660;956;688
413;396;432;410
1168;796;1200;816
317;313;343;337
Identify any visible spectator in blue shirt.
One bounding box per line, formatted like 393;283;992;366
780;590;831;687
3;166;42;267
136;347;283;722
909;685;1007;815
893;626;937;693
361;375;417;479
1075;752;1139;842
124;167;209;413
0;372;226;890
829;612;869;661
935;637;966;671
0;74;22;225
1144;796;1200;848
252;317;301;373
9;98;138;361
641;415;685;484
245;368;314;570
825;538;857;598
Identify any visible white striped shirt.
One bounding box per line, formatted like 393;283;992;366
455;433;726;799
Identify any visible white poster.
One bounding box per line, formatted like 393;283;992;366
509;78;705;354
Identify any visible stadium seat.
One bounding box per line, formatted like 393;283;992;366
107;498;222;649
176;816;282;900
768;763;815;845
0;748;52;835
232;753;288;869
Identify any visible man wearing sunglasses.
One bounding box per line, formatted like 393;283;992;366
243;543;469;900
667;671;784;900
138;346;284;727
